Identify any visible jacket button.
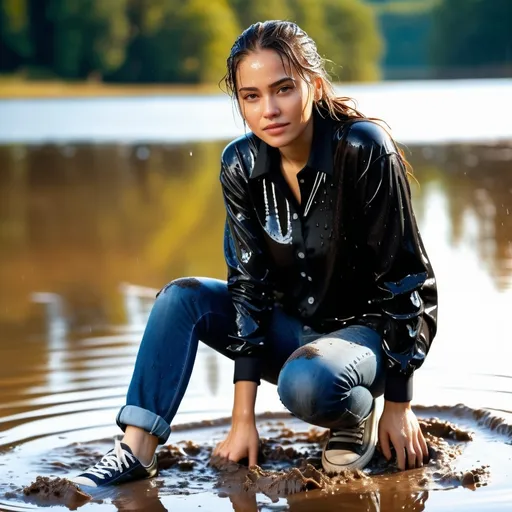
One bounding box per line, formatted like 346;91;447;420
308;297;315;305
292;213;299;220
300;272;306;277
297;252;305;259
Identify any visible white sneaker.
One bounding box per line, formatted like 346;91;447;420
321;399;379;472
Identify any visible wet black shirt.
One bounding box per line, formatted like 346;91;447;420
219;108;438;402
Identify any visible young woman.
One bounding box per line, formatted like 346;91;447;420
73;20;437;488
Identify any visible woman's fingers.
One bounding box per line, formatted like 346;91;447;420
379;429;393;461
418;431;429;462
406;442;418;469
391;434;407;470
248;443;258;467
413;437;424;467
213;440;228;458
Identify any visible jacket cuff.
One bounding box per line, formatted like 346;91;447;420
233;356;261;385
384;370;413;402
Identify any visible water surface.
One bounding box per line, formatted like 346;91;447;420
0;138;511;510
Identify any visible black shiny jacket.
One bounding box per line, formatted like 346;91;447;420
219;109;438;402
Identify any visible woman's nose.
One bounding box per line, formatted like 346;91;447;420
263;96;280;119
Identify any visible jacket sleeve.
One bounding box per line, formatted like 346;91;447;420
354;123;438;402
219;142;274;385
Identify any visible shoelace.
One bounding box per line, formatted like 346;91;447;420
86;440;136;479
330;423;365;445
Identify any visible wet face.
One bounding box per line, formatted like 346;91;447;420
236;48;321;149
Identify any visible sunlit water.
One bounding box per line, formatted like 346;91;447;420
1;79;511;145
0;83;511;510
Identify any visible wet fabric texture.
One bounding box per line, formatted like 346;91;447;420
117;278;384;443
220;107;438;402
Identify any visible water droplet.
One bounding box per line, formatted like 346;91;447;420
136;146;150;160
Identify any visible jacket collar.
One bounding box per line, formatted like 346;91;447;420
250;107;334;180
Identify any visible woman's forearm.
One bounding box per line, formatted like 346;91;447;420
232;380;258;422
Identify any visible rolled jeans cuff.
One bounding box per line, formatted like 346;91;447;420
116;405;171;445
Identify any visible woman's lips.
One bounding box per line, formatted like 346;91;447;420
264;123;289;135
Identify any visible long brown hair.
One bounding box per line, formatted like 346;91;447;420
222;20;413;175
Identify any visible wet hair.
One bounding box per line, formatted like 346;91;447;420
222;20;366;121
222;20;413;176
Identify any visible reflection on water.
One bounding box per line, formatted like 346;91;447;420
1;141;511;335
0;140;511;510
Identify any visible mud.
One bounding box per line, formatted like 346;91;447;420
285;344;320;363
170;277;201;290
209;415;489;500
22;477;92;510
6;405;512;510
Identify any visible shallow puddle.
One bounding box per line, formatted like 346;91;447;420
1;405;511;511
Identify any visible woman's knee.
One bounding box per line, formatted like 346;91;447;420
154;277;230;320
277;345;337;421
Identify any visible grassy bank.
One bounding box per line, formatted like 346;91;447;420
0;78;222;99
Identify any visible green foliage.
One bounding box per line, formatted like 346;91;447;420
378;10;433;77
314;0;382;82
177;0;240;83
0;0;383;83
48;0;130;79
0;0;31;68
369;0;438;15
430;0;512;74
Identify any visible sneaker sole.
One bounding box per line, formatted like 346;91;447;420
321;399;380;473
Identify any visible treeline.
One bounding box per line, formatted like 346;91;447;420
429;0;512;78
0;0;382;83
369;0;512;79
1;0;510;84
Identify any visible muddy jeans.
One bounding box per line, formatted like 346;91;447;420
116;277;386;444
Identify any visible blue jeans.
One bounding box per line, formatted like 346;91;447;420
116;277;385;444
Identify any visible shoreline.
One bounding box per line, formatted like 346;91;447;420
1;78;511;145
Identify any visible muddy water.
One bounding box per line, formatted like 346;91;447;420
0;141;512;511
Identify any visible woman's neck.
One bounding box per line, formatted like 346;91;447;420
278;115;314;174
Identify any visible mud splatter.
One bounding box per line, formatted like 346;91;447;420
286;344;320;363
170;278;201;290
155;277;201;298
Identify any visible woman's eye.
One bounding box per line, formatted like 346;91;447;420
279;86;292;93
244;94;257;101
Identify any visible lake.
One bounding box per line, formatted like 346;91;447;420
0;80;511;511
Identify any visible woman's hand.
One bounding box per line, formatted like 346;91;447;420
378;400;429;470
213;380;260;466
213;419;260;466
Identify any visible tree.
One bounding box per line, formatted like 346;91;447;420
0;0;31;71
47;0;130;79
109;0;240;83
430;0;512;77
318;0;382;82
176;0;240;83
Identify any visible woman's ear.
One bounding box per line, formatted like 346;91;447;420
313;76;323;102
